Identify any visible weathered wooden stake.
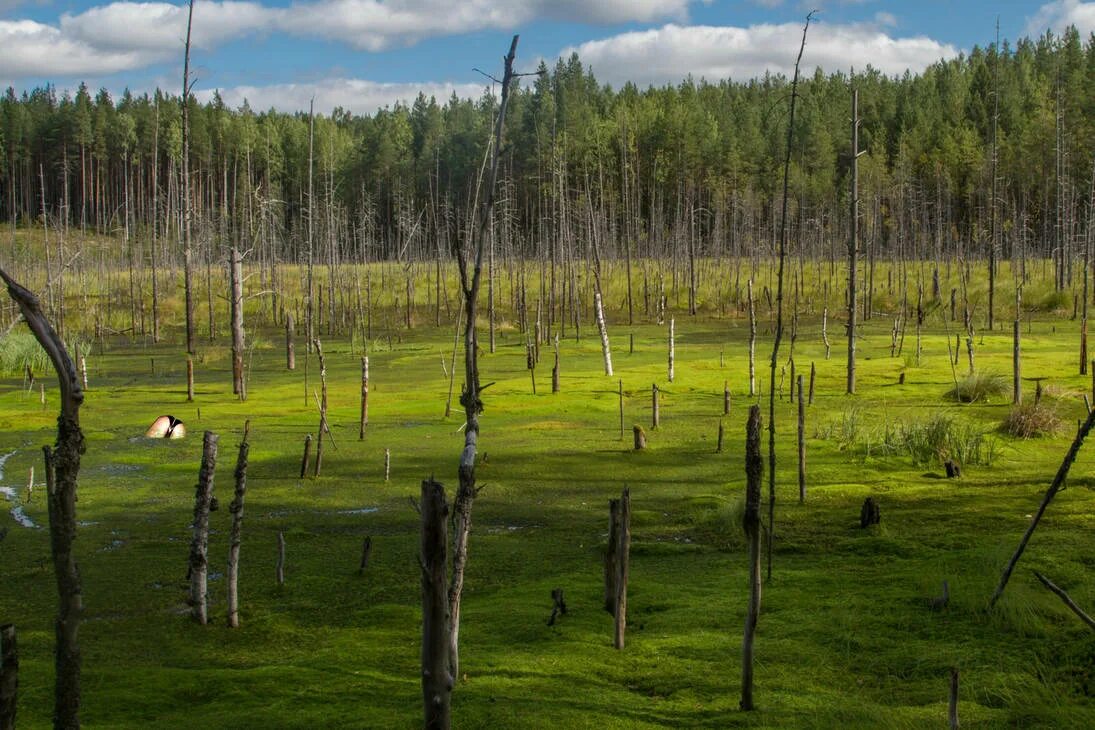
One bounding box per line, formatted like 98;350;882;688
741;404;763;711
286;312;295;370
313;339;327;477
384;448;391;482
359;536;373;576
613;487;631;650
188;430;219;624
419;478;452;728
186;355;194;402
359;356;369;440
0;624;17;730
797;374;806;503
276;532;286;586
551;335;560;393
300;434;312;479
226;422;249;628
808;362;816;405
723;381;731;415
717;420;725;453
651;383;660;429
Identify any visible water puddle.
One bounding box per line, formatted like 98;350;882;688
0;450;40;529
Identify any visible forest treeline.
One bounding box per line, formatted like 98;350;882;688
1;27;1093;275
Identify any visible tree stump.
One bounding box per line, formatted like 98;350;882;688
633;425;646;451
859;497;880;528
547;588;567;626
944;460;961;479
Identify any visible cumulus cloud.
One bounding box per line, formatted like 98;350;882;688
61;2;271;54
0;19;161;77
196;77;487;114
560;21;958;88
1025;0;1095;36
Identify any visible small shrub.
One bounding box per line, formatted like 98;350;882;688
947;371;1008;403
1001;401;1062;438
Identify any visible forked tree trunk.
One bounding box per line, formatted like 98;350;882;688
2;268;84;729
741;404;763;711
420;479;452;729
189;431;219;624
226;422;249;628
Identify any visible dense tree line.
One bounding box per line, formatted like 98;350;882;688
1;28;1092;281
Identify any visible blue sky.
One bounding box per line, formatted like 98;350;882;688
1;1;1091;113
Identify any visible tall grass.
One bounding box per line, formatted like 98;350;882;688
947;371;1008;403
823;408;997;467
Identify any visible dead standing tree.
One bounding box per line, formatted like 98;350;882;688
1;268;85;729
767;11;813;580
741;404;763;711
445;34;522;685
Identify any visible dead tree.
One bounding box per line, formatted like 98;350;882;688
286;313;295;370
182;0;196;356
359;356;369;440
229;246;245;399
447;35;520;680
741;404;763;711
299;434;312;479
420;478;452;729
2;268;84;729
226;421;250;628
797;374;806;503
1;624;17;730
990;407;1095;608
767;11;813;580
667;318;675;383
1033;571;1095;631
189;431;219;624
848;85;863;394
747;280;756;396
949;668;960;730
313;339;327;477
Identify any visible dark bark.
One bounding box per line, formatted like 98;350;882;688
0;624;17;730
420;479;452;729
613;487;631;650
741;405;763;711
188;431;219;624
226;422;249;628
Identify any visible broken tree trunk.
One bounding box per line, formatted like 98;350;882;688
0;624;17;730
300;434;312;479
188;430;219;625
226;422;250;628
1033;571;1095;631
989;406;1095;608
741;404;763;711
420;479;452;729
613;487;631;650
2;267;84;729
652;384;660;429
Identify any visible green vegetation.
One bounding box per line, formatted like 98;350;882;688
2;260;1094;728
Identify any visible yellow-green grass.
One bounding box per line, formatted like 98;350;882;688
1;259;1094;728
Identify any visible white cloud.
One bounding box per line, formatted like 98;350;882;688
0;19;160;77
560;21;958;88
196;77;487;114
1026;0;1095;36
61;2;272;54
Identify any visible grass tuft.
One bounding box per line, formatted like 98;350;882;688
1000;401;1062;438
947;371;1008;403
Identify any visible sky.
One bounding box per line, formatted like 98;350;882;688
0;0;1092;114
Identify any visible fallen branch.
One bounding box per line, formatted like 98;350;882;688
1033;571;1095;631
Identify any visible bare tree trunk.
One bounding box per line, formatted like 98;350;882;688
447;35;520;681
1013;287;1022;404
230;247;245;399
768;12;813;580
797;374;806;503
848;86;862;395
0;625;16;730
667;318;675;383
949;669;959;730
420;479;452;729
182;0;196;356
188;431;218;625
594;290;613;376
741;404;763;711
1033;572;1095;631
299;434;311;479
226;422;249;628
748;280;756;396
2;269;84;729
313;339;326;477
286;313;295;370
276;532;285;586
359;356;369;440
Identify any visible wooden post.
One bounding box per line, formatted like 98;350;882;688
551;335;560;393
741;404;763;711
286;313;295;370
667;318;675;383
359;356;369;440
723;381;731;415
419;478;452;728
299;434;312;479
359;536;373;576
948;668;959;730
384;448;391;482
808;362;816;405
717;420;725;453
604;498;620;613
79;356;87;390
313;339;326;478
276;532;286;586
797;375;806;503
226;422;249;628
618;379;624;440
186;355;194;402
229;246;245;399
651;383;659;429
613;487;631;650
0;624;16;730
188;430;218;625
